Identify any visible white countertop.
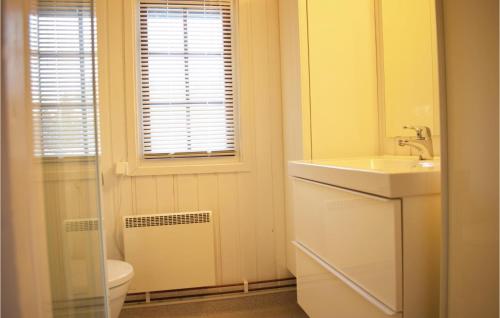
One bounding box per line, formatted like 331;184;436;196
288;156;441;198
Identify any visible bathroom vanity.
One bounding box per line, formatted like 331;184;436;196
289;156;441;318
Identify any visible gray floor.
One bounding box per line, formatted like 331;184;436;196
120;291;309;318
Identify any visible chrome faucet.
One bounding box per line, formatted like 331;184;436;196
398;126;434;160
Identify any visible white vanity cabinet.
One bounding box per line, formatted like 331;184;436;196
290;159;441;318
293;178;403;316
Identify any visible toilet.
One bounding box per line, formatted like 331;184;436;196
107;260;134;318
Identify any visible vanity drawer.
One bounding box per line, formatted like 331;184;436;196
292;178;403;312
295;244;402;318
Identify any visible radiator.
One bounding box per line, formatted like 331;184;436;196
62;218;102;298
123;211;216;293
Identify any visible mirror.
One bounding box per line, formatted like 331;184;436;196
376;0;441;138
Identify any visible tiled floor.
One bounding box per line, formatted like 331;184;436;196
120;291;309;318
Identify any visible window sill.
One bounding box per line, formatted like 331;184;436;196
118;158;252;176
38;159;99;181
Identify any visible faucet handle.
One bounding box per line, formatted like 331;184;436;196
403;125;431;140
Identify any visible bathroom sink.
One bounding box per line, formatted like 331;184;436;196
288;156;441;198
312;157;439;172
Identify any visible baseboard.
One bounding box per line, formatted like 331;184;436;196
51;297;107;317
124;278;297;308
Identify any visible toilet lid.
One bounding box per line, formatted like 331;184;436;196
107;260;134;288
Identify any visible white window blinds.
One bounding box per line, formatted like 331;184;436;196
139;0;236;159
30;0;98;158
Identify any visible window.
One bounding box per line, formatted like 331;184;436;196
138;0;236;159
30;0;98;158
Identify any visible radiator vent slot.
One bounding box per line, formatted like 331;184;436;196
64;219;99;232
124;211;211;229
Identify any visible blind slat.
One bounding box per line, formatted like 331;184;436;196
139;0;237;159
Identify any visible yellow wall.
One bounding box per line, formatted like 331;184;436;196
380;0;440;138
279;0;311;276
279;0;381;274
442;0;499;316
307;0;380;159
378;0;442;157
282;0;442;161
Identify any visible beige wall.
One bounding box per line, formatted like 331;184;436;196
442;0;499;317
97;0;290;285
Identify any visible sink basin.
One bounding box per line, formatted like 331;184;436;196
288;156;441;198
314;157;439;172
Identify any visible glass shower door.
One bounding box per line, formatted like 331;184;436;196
29;0;108;316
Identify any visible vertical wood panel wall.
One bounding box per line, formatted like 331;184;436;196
96;0;289;285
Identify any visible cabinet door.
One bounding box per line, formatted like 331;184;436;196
295;245;403;318
293;178;402;312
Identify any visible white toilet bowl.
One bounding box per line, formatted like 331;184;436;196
107;260;134;318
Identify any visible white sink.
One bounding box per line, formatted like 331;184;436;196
288;156;441;198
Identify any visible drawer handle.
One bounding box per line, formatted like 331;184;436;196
293;241;401;316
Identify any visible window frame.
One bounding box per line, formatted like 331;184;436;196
122;0;252;176
139;6;237;159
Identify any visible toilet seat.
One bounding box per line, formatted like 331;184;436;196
107;260;134;288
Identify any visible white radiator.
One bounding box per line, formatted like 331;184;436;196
123;211;216;293
62;218;102;298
